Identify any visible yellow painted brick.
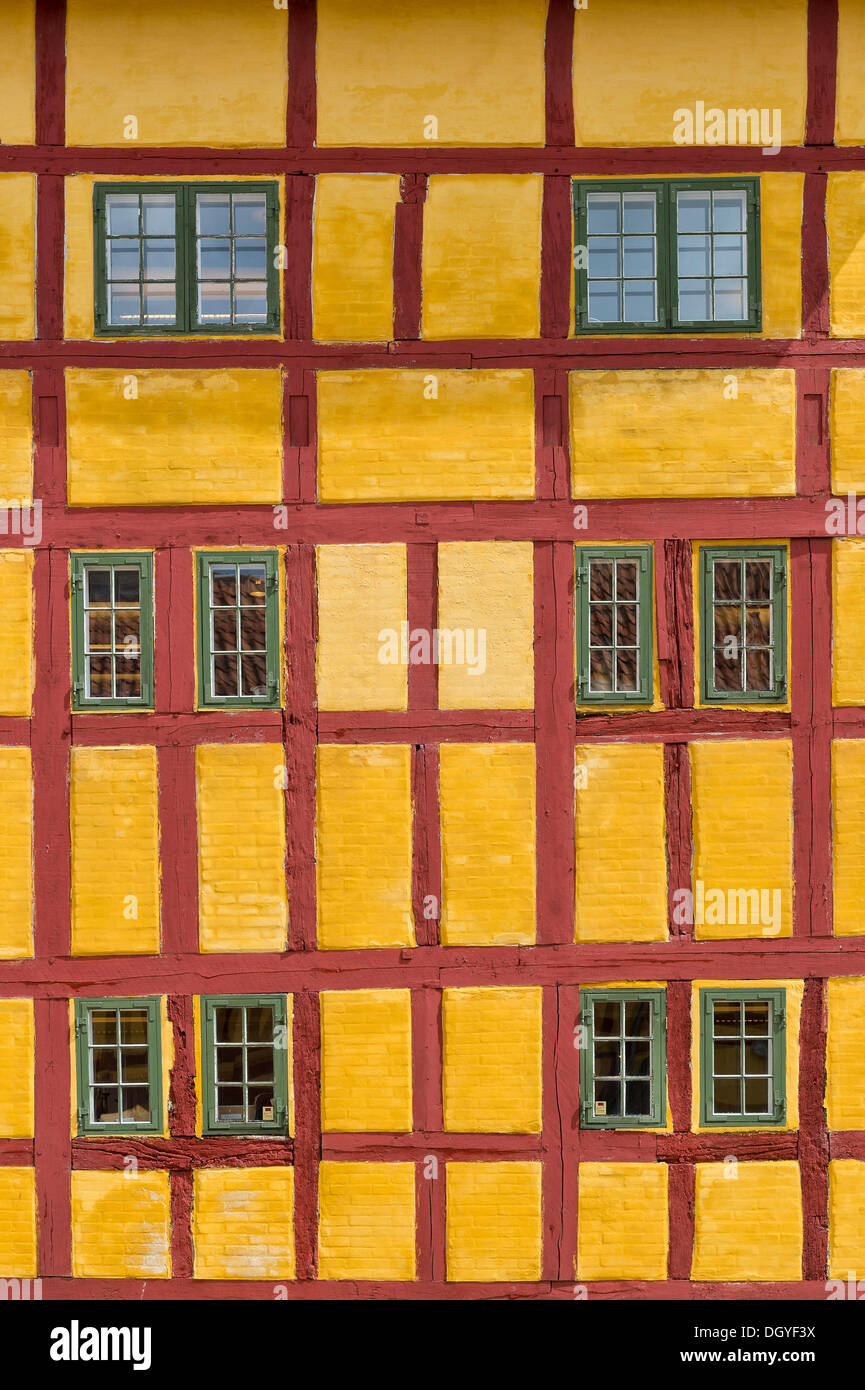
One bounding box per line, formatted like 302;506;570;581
66;368;282;506
0;175;35;339
317;1161;416;1280
70;746;160;955
422;175;542;339
313;175;398;342
316;744;413;950
570;370;796;498
317;369;536;502
691;979;802;1132
831;369;865;493
577;1163;669;1281
692;1161;803;1281
0;1168;36;1276
320;990;413;1132
0;0;34;145
440;743;536;946
446;1161;542;1282
829;1160;865;1276
837;0;865;144
442;987;542;1134
193;1168;294;1280
833;542;865;704
761;173;804;341
316;0;546;148
0;550;33;717
316;545;407;711
437;542;534;710
71;1171;170;1278
832;741;865;937
66;0;287;146
826;979;865;1129
0;747;32;959
196;744;287;953
689;740;793;940
575;744;667;942
0;372;33;502
0;999;33;1138
828;174;865;337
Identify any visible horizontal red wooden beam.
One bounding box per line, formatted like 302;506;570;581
70;1137;295;1169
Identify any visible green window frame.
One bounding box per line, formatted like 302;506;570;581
70;552;154;711
698;544;787;704
201;994;289;1136
699;988;786;1127
93;181;280;336
74;997;163;1136
573;177;761;334
195;550;281;708
580;989;666;1128
576;545;653;704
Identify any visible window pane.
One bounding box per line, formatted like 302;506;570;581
588;237;620;278
745;606;771;645
197;194;231;235
714;560;742;600
216;1087;244;1122
624;1040;650;1076
216;1047;244;1083
246;1007;275;1043
593;1000;620;1036
234;239;267;279
678;234;711;277
622;194;654;234
107;240;140;280
93;1086;120;1122
88;613;112;651
746;649;771;689
713;235;745;277
199;239;231;278
121;1048;149;1083
143;287;176;324
616;604;637;645
115;659;141;698
106;194;139;236
215;1007;243;1043
198;284;231;323
246;1047;274;1084
589;561;613;601
240;652;268;696
108;286;140;325
616;563;637;601
679;280;711;319
713;191;746;233
240;608;266;651
213;653;238;696
234;285;268;322
141;195;175;235
233;194;267;235
594;1079;621;1115
91;1048;119;1083
713;1002;740;1036
744;1077;770;1113
624;1000;650;1036
589;647;613;691
623;282;656;322
744;1002;770;1034
616;649;638;691
212;609;238;652
586;193;620;235
90;1010;116;1045
210;565;236;605
678;192;711;232
713;1041;740;1076
121;1088;150;1122
714;278;747;320
625;1079;651;1115
589;605;612;646
744;1039;770;1074
87;656;112;697
587;283;621;324
239;566;267;604
114;569;140;604
594;1041;621;1076
120;1010;149;1045
714;649;742;690
713;1077;740;1114
86;569;111;606
714;605;741;643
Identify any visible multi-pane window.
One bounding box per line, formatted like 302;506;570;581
201;995;289;1135
195;551;281;707
74;998;162;1135
580;989;666;1128
93;182;279;334
576;546;653;703
699;989;786;1126
71;553;154;710
572;178;760;332
699;545;787;703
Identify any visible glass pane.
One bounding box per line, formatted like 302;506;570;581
586;194;620;235
240;652;268;696
239;565;267;603
625;1079;651;1115
589;561;613;601
86;569;111;606
678;192;711;233
622;194;654;234
594;1079;621;1115
616;649;638;691
106;194;139;236
143;240;175;280
107;240;140;280
714;650;742;690
593;1000;620;1036
745;561;771;601
713;1002;740;1036
240;608;266;651
233;194;267;235
679;281;711;320
121;1088;150;1123
90;1010;117;1045
87;656;112;697
198;239;231;278
589;605;612;646
115;660;141;698
678;234;711;277
88;613;112;650
713;235;745;276
713;191;746;233
624;1000;650;1036
141;195;175;235
587;237;620;278
713;1077;740;1114
745;606;771;645
143;287;176;324
587;283;621;324
589;648;613;691
714;605;741;643
234;285;268;322
197;194;231;235
215;1007;243;1043
714;560;742;600
216;1047;244;1083
744;1001;770;1034
714;279;747;320
198;284;232;323
246;1047;274;1084
616;563;637;601
616;604;637;645
623;282;656;322
114;569;140;604
114;612;140;649
744;1039;770;1074
210;565;236;606
213;653;238;696
212;609;237;652
746;649;771;689
93;1086;120;1122
216;1087;245;1122
91;1048;119;1083
246;1007;275;1043
744;1075;771;1114
120;1010;149;1045
234;239;267;278
594;1041;621;1076
108;286;140;325
121;1048;149;1083
624;1041;650;1076
713;1041;740;1076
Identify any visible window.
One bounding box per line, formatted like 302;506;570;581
201;995;289;1135
572;178;760;333
699;988;786;1126
576;545;653;703
94;182;279;335
580;989;666;1128
195;551;281;708
698;545;787;703
71;552;153;710
74;998;162;1135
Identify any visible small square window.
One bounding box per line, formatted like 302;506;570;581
74;997;162;1135
576;545;653;703
196;551;281;708
71;552;153;711
699;988;786;1126
201;995;289;1135
698;545;787;703
580;989;666;1128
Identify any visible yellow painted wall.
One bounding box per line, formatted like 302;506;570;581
0;549;33;716
0;1167;36;1277
0;0;34;145
833;542;865;704
191;994;294;1138
437;542;534;710
320;989;413;1133
570;370;796;499
0;999;33;1138
446;1162;542;1282
442;987;542;1134
828;1161;865;1277
317;1161;416;1281
421;175;542;339
831;370;865;493
826;978;865;1129
828;174;865;337
316;744;413;950
577;1163;669;1281
65;0;287;146
831;741;865;937
71;1170;171;1278
439;743;536;946
761;174;805;340
316;0;546;147
0;372;33;503
66;368;283;506
836;0;865;145
316;544;407;711
0;175;35;340
0;748;33;960
70;745;160;956
196;744;288;953
691;979;802;1131
317;369;536;502
313;175;398;343
575;743;668;942
573;0;807;147
689;740;793;940
691;1161;803;1281
193;1168;294;1280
